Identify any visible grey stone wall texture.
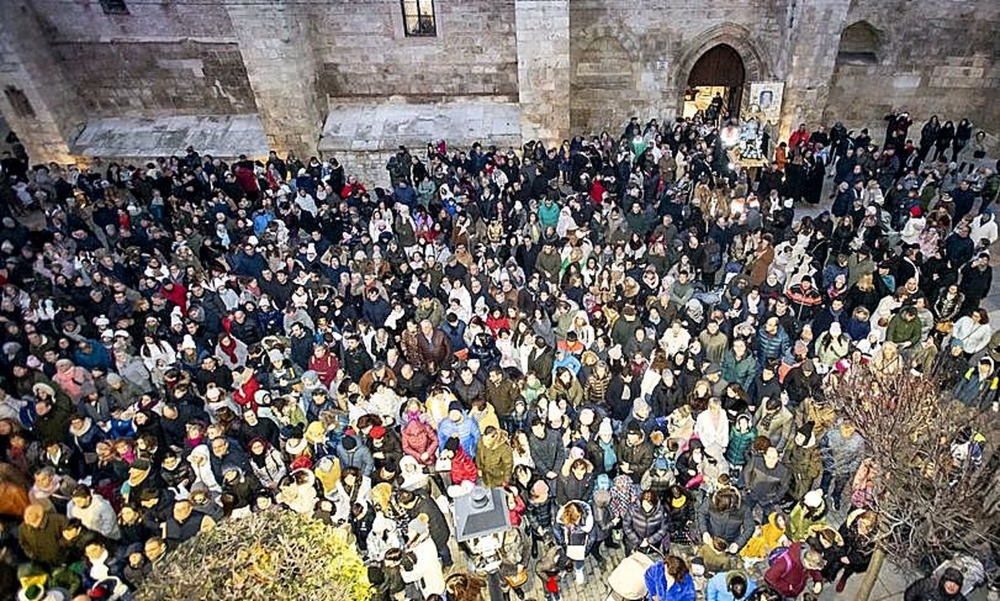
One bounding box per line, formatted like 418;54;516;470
0;0;997;174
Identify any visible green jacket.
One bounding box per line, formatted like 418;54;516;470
19;512;69;566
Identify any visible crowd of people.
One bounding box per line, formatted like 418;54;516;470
0;107;997;601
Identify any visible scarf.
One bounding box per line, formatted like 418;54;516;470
219;337;239;364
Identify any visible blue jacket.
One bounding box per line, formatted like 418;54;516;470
644;564;696;601
74;341;114;371
437;413;481;458
336;435;374;476
705;571;757;601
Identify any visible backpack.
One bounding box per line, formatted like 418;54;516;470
767;545;791;567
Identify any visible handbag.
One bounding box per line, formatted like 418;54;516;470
503;567;529;588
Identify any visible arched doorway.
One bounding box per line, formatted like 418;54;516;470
683;44;746;121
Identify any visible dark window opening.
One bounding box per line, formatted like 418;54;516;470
837;21;882;65
402;0;436;37
100;0;129;15
4;87;36;119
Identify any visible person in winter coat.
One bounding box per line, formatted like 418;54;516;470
437;402;481;459
68;485;121;541
247;437;286;489
903;567;967;601
524;479;555;559
644;554;697;601
789;489;829;541
442;437;478;489
721;339;758;393
819;420;866;510
829;509;877;592
398;488;453;566
401;404;438;467
623;490;672;555
555;456;595;507
742;445;791;517
476;426;513;488
724;413;757;468
19;503;69;566
400;516;447;598
705;570;757;601
953;357;999;410
763;542;826;598
529;417;566;481
698;487;755;552
753;396;794;453
337;434;374;477
617;421;654;485
740;511;788;562
786;422;823;501
554;499;598;584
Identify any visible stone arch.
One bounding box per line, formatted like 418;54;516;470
570;25;642;132
671;24;769;120
836;21;884;65
573;23;641;62
673;24;769;91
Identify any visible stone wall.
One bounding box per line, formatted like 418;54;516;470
516;0;570;144
48;40;256;116
0;1;84;164
3;0;998;165
823;0;1000;143
306;0;519;102
568;0;787;135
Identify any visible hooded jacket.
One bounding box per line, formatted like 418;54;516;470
336;435;375;477
705;570;757;601
763;541;822;598
904;567;967;601
698;488;755;548
402;416;438;465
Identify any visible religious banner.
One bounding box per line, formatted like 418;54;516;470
748;82;784;126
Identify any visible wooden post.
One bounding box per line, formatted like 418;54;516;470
857;547;886;601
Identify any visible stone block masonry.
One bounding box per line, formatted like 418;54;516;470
517;0;571;145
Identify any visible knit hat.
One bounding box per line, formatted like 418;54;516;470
370;426;386;440
597;418;613;438
267;349;283;365
290;455;313;471
803;489;824;508
448;401;463;413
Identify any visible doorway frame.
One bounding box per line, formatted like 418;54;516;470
673;24;770;122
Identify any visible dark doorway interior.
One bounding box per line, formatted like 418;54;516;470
685;44;747;121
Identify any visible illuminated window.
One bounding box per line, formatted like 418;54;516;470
100;0;129;15
402;0;436;37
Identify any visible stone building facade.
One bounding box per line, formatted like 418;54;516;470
0;0;997;184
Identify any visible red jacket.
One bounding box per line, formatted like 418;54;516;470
763;542;822;598
308;353;340;387
450;447;479;486
401;419;438;466
788;129;811;149
233;374;260;412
